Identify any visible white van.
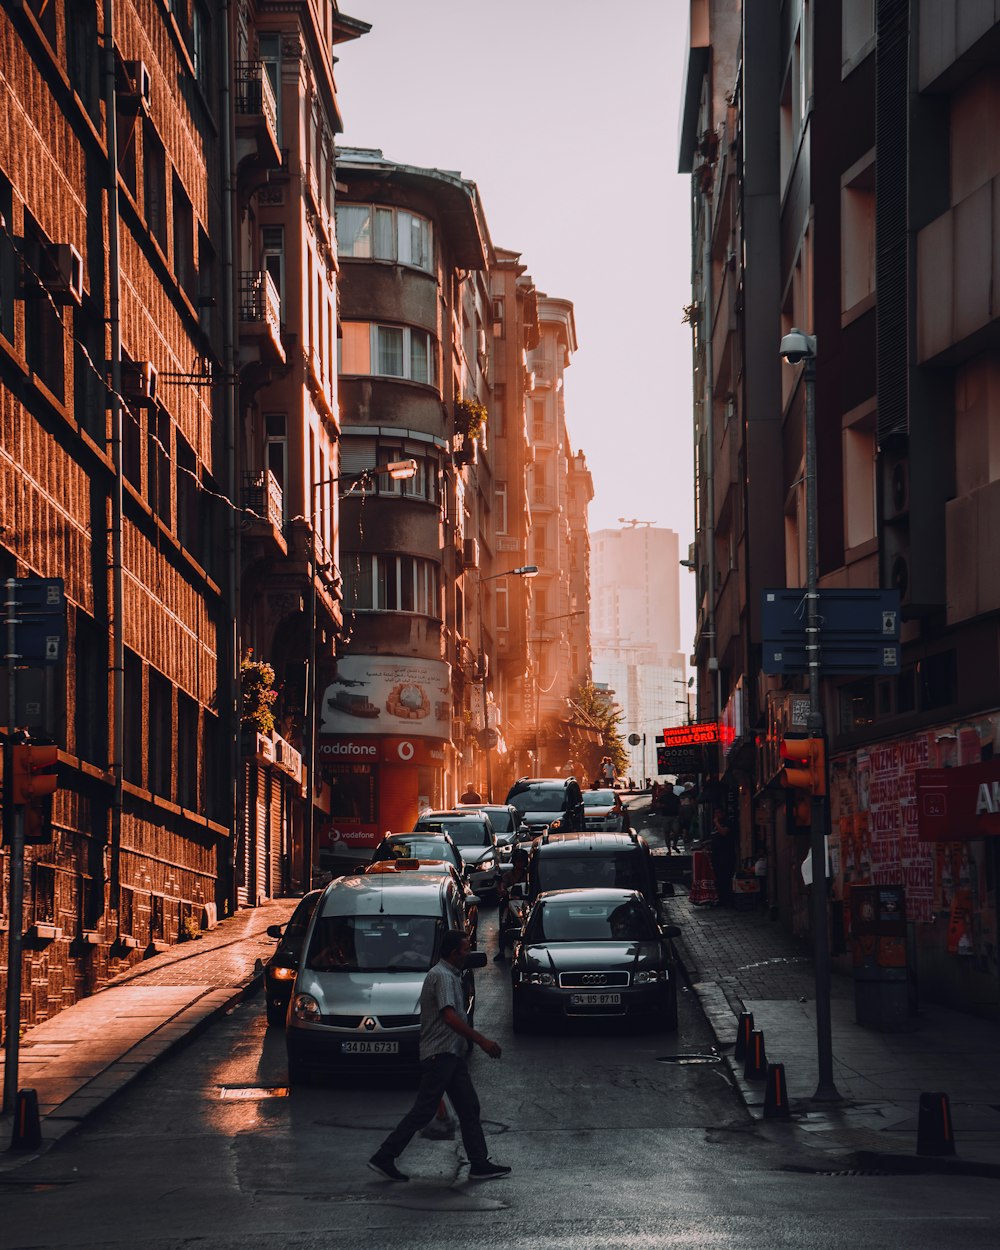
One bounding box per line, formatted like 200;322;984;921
285;873;478;1082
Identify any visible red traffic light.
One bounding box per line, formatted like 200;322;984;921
779;736;826;796
10;743;59;805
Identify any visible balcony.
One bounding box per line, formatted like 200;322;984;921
239;270;284;365
531;484;558;511
241;468;287;556
234;61;281;173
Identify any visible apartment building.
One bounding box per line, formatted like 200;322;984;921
682;0;1000;1013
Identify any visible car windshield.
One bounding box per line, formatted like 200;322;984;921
524;898;657;944
533;854;645;893
483;809;515;833
583;790;616;807
417;820;489;848
279;895;320;951
511;787;566;814
306;914;440;972
374;838;460;869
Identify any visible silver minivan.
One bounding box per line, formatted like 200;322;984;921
286;873;476;1081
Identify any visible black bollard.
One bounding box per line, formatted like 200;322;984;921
743;1028;768;1081
734;1010;754;1062
917;1091;955;1157
10;1087;42;1151
763;1063;791;1119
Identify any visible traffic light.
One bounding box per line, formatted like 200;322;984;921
779;735;826;796
10;743;59;805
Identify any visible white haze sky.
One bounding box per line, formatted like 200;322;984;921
336;0;696;651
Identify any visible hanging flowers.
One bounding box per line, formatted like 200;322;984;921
240;649;278;736
454;398;488;441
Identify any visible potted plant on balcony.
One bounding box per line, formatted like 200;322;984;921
241;650;278;751
454;398;487;465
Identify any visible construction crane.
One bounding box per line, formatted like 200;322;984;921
617;517;656;528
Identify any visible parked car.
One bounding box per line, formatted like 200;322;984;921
455;802;532;866
286;874;485;1081
413;810;500;898
365;858;481;946
367;831;465;877
504;777;586;837
508;888;680;1033
581;788;631;832
263;891;322;1027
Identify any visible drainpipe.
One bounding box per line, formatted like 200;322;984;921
701;188;720;725
103;0;124;913
221;0;241;916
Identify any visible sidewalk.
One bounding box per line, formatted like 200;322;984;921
0;896;299;1170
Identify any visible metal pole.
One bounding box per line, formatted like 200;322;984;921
3;579;24;1115
305;481;317;890
803;354;839;1102
641;733;646;787
478;585;492;802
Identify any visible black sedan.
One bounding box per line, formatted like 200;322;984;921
263;891;322;1026
508;888;680;1033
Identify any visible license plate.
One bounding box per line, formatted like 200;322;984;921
340;1040;399;1055
569;992;622;1006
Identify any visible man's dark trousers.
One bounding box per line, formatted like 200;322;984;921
379;1053;488;1164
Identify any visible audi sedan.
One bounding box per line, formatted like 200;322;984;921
508;888;680;1033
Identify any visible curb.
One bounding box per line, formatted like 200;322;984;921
0;973;264;1173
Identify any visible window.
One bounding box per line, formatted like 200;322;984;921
176;434;200;555
123;650;143;785
842;0;875;72
177;693;198;810
143;127;168;252
495;581;509;630
262;225;284;313
74;614;107;763
0;173;14;343
258;33;282;141
148;669;172;798
192;3;210;90
344;554;441;615
33;864;56;925
338;321;436;386
67;0;100;119
841;159;875;314
335;203;434;272
120;886;135;938
843;423;876;550
493;383;506;436
148;408;171;523
492;296;505;337
531;399;546;442
495;482;508;534
172;175;196;300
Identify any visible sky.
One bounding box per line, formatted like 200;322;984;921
336;0;696;648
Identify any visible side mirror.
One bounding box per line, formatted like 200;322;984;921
266;923;284;940
466;951;488;970
660;924;681;939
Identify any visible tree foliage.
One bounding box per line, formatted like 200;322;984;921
573;680;629;779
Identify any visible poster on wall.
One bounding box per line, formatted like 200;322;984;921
863;734;935;923
319;656;452;740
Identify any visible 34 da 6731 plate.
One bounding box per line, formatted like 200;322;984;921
340;1040;399;1055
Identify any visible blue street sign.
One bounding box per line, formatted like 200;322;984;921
762;588;900;642
14;577;65;614
762;639;900;676
16;616;66;665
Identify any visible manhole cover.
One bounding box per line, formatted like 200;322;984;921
656;1054;723;1065
219;1086;289;1100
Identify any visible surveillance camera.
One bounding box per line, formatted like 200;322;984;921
779;328;816;364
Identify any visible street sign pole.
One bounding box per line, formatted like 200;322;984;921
802;355;839;1103
3;578;25;1116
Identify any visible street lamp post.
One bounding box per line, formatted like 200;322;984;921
476;564;537;801
780;328;839;1102
304;458;416;887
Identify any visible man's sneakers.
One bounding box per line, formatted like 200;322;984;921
367;1153;408;1182
468;1160;512;1181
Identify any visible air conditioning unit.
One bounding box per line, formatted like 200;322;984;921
38;243;84;306
122;359;158;404
122;60;152;111
882;453;909;522
462;537;480;569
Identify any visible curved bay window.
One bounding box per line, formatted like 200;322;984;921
335;203;434;272
339;321;436;387
343;554;441;616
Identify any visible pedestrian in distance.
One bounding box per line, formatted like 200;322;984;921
710;808;737;909
460;783;483;803
368;930;510;1184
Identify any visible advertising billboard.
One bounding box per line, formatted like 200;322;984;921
319;656;452;740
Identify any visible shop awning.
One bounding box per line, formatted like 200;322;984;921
915;759;1000;841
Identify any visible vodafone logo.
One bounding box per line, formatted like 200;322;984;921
397;741;415;761
322;741;377;757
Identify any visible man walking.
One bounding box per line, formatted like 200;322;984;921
368;930;510;1183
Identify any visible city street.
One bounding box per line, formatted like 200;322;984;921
2;898;997;1250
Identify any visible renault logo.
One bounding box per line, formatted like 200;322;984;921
362;1017;377;1031
582;973;607;986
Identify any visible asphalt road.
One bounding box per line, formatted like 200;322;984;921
1;906;997;1248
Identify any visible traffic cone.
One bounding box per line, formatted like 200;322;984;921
10;1088;42;1150
763;1063;790;1118
743;1028;767;1081
734;1011;754;1061
917;1091;955;1157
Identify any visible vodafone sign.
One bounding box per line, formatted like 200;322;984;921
318;736;446;766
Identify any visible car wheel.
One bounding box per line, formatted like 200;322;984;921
266;1000;287;1028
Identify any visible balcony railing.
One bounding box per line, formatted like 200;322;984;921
234;61;277;141
239;270;281;342
242;468;283;531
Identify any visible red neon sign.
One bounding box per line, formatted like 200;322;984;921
661;722;720;747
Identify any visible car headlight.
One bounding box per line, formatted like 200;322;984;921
291;993;321;1021
270;966;296;981
634;969;668;984
526;970;556;986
